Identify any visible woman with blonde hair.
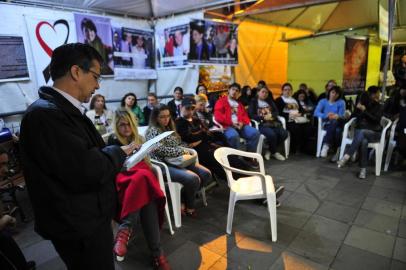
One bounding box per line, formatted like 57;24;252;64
107;109;170;269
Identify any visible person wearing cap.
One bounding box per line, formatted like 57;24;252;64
175;98;227;181
214;83;260;156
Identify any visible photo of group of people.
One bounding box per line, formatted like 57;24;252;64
113;27;154;70
156;24;190;69
189;19;238;65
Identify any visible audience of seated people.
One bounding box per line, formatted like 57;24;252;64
314;86;346;161
175;98;227;181
86;94;113;134
337;86;384;179
214;83;261;161
121;92;145;126
107;109;170;269
167;87;184;120
0;147;36;270
249;86;288;161
145;105;212;217
384;85;406;159
143;93;163;126
275;83;311;154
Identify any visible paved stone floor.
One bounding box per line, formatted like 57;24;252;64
11;154;406;269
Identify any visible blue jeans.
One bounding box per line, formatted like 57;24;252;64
166;163;211;209
323;120;343;148
346;129;381;168
259;126;288;154
224;125;260;152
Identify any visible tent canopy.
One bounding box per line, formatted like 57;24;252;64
234;0;406;34
10;0;239;18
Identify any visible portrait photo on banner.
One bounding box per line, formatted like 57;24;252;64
74;13;114;75
24;14;77;86
342;37;369;93
155;24;190;69
189;19;238;65
0;36;29;83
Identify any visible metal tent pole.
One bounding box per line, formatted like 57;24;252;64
381;0;396;101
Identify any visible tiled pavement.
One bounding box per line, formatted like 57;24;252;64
11;154;406;269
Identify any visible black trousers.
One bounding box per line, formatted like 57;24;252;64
51;221;114;270
0;231;29;270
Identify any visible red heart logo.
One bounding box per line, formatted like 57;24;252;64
35;20;70;57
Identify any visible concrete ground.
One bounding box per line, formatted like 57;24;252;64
11;154;406;270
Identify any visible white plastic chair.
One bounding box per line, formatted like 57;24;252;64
339;117;392;176
384;118;399;171
150;147;207;228
151;164;174;235
316;117;327;157
214;147;277;242
339;117;357;160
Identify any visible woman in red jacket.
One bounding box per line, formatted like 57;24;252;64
108;109;170;270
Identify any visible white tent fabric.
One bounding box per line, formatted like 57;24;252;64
12;0;231;18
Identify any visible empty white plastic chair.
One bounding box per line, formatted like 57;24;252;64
214;147;277;242
384;118;399;171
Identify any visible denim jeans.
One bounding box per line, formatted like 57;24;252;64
166;163;211;209
224;125;260;152
323;119;343;148
259;126;288;154
346;129;381;168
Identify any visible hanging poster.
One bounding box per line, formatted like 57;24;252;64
113;27;156;80
25;14;77;86
0;36;29;82
342;37;369;93
189;19;238;65
74;13;114;75
155;24;191;69
199;65;232;92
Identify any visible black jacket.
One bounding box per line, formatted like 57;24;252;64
19;87;126;241
167;99;181;120
353;99;383;131
248;98;281;125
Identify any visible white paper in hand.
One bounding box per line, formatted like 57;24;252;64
124;131;174;170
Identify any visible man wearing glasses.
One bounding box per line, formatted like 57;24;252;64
19;43;137;270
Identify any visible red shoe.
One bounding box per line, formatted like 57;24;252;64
113;228;131;261
153;255;171;270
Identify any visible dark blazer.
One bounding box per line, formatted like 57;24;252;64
19;87;126;241
353;99;384;132
275;96;305;121
143;106;153;126
167;99;181;120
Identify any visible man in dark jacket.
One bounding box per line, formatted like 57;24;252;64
19;43;137;270
167;86;183;120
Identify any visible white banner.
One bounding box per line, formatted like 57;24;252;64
379;4;388;42
24;14;77;87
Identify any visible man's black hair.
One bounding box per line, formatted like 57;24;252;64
50;43;103;81
229;82;241;91
174;87;183;94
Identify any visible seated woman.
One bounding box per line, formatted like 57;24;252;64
121;92;145;126
249;86;288;161
337;86;384;179
107;109;170;269
196;84;216;112
175;98;227;181
238;85;256;108
314;86;346;159
85;94;113;134
145;105;212;217
275;83;311;154
295;89;315;118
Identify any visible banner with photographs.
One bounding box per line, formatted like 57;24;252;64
155;24;191;69
189;19;238;65
113;27;156;80
74;13;114;75
0;36;29;82
342;37;369;93
25;14;77;86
